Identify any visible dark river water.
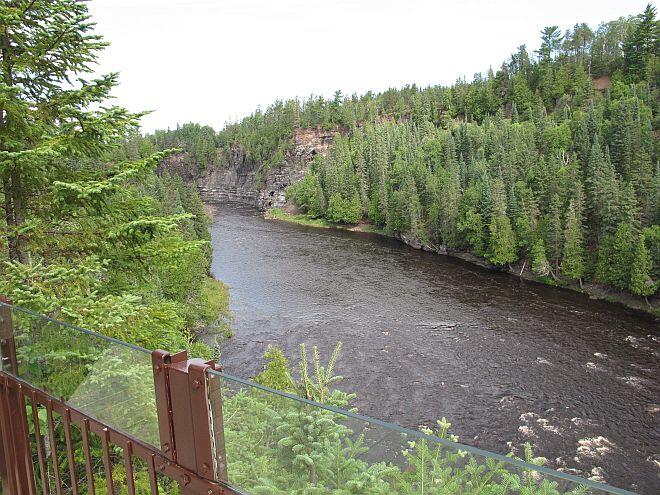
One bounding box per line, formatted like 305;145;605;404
208;203;659;494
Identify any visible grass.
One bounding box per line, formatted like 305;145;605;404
266;208;334;228
265;208;387;236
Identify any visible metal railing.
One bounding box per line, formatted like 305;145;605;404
0;300;638;495
0;299;240;495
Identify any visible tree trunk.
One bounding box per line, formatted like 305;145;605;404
10;167;28;264
0;32;26;264
2;170;28;264
2;176;16;260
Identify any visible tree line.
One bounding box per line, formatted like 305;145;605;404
142;5;658;301
281;6;658;300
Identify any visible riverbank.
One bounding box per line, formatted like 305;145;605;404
265;207;659;318
266;207;385;234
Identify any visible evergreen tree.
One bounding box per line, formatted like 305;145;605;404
487;179;517;265
531;239;551;276
438;163;461;247
191;7;659;301
562;197;586;284
623;4;658;82
0;0;139;263
544;194;563;272
586;137;620;238
597;221;635;289
629;233;656;301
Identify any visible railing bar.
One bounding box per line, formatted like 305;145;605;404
17;386;38;495
124;441;136;495
100;427;115;495
62;408;79;495
29;389;50;495
0;378;20;495
45;399;64;495
147;453;159;495
0;301;149;354
2;370;243;495
80;419;96;495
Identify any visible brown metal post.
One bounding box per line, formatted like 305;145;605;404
0;376;35;495
0;297;19;375
0;298;33;495
152;350;229;493
0;376;18;495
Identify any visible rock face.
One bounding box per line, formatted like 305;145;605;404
197;145;261;205
258;127;336;210
159;126;340;210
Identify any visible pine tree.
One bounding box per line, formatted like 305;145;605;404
537;26;563;60
562;197;586;284
623;4;658;82
0;0;140;263
487;179;517;265
629;233;656;301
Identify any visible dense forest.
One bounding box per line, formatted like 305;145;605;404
0;0;230;354
143;5;659;302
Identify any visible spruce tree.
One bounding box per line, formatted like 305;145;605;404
586;137;620;239
623;4;658;82
531;239;551;276
597;221;635;290
562;197;586;284
544;194;563;272
629;233;656;301
487;179;517;266
0;0;139;263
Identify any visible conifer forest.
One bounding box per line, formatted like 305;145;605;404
136;5;660;303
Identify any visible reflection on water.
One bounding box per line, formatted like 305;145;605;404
208;203;659;494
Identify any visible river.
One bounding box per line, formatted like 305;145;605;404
208;203;659;494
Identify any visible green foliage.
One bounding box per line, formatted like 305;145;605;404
488;213;518;266
221;345;592;495
0;0;230;354
629;231;656;297
623;4;659;83
531;239;551;277
326;193;362;225
0;12;228;495
596;222;635;290
562;198;586;281
255;346;294;392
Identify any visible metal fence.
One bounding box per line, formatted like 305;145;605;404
0;297;240;495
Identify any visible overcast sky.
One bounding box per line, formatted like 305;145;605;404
88;0;652;133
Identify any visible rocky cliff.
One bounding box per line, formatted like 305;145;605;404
258;127;336;209
159;126;338;210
